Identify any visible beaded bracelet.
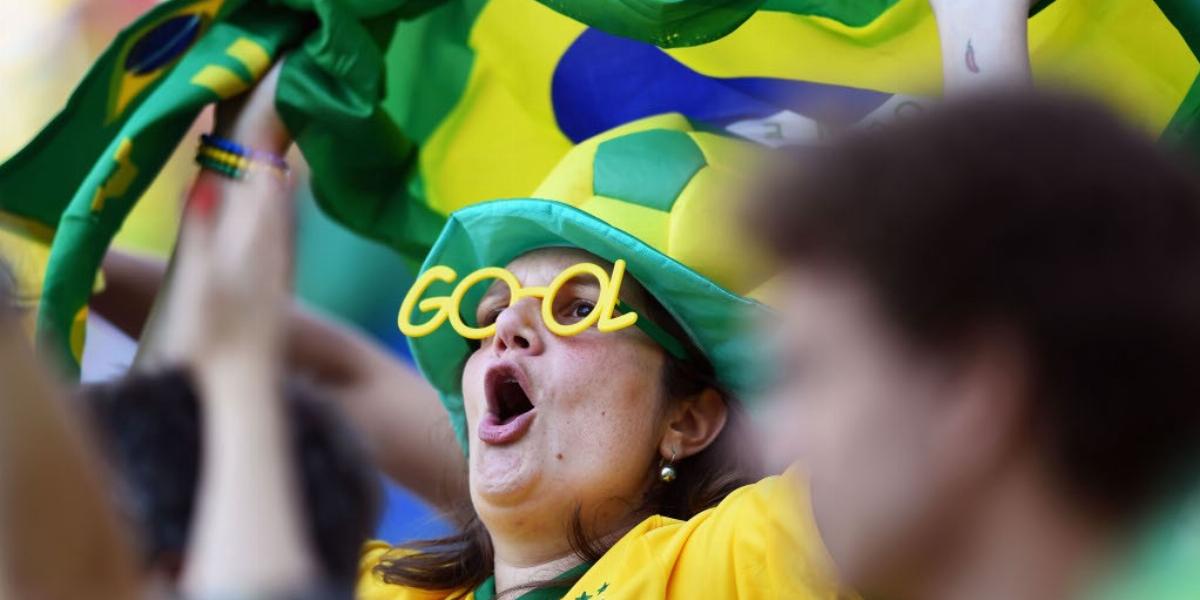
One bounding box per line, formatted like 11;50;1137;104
195;133;289;180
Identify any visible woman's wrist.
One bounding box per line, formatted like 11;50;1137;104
210;123;291;158
211;62;290;156
931;0;1032;93
929;0;1031;23
196;134;290;182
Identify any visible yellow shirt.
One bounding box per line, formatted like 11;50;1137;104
357;474;841;599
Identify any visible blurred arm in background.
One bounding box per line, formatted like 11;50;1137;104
91;63;467;517
0;265;141;600
94;248;467;515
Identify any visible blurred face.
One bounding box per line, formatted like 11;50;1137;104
766;265;982;593
461;248;669;551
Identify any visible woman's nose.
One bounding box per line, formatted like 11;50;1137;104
492;297;545;356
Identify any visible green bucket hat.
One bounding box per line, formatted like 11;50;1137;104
403;114;775;448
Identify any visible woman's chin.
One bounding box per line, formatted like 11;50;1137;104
470;444;543;506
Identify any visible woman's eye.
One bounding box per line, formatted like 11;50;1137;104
477;306;505;326
562;299;595;322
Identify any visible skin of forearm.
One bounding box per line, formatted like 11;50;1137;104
134;173;233;367
932;2;1032;94
100;249;395;385
181;356;318;596
95;250;468;510
0;325;140;600
93;249;173;340
288;313;468;514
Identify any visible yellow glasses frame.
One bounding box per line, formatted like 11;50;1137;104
398;260;638;340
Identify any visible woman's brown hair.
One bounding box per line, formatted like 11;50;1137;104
374;284;761;595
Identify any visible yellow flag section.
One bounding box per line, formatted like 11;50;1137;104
419;0;1198;218
529;114;773;295
356;472;841;599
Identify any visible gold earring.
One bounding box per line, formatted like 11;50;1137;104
659;450;677;483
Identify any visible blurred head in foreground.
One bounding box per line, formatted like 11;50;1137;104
79;368;382;588
0;260;12;304
0;261;14;320
753;91;1200;599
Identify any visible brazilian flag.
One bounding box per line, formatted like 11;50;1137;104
1;0;1199;373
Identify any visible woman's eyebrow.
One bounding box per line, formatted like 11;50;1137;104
554;279;603;301
480;279;511;304
561;278;601;291
478;273;603;305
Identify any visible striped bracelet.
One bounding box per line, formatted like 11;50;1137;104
196;133;289;180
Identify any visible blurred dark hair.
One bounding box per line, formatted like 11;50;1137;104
752;90;1200;518
78;368;383;585
375;285;761;594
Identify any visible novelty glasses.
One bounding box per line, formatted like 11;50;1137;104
398;260;688;359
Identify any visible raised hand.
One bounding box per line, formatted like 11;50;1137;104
159;170;294;376
137;59;293;369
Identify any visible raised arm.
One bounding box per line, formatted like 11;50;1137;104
96;250;466;513
0;282;140;600
169;170;323;597
286;307;468;512
92;65;467;514
928;0;1034;95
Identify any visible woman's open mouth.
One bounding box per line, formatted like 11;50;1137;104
479;363;537;445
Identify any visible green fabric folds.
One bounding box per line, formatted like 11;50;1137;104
0;0;442;372
535;0;763;48
3;0;1200;376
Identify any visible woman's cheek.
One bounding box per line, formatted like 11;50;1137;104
567;330;658;379
555;334;663;437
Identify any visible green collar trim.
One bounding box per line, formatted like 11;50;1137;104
473;562;593;600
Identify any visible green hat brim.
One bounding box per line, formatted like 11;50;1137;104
408;199;767;449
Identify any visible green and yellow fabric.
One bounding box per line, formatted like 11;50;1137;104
0;0;298;370
412;0;1200;219
1086;478;1200;600
406;115;774;445
1;0;1199;374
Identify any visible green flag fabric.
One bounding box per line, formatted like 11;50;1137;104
0;0;787;372
0;0;435;370
3;0;1200;375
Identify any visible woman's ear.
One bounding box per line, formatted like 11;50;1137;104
934;325;1031;483
660;388;728;461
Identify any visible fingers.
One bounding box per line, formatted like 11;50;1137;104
163;171;295;361
183;171;294;270
210;171;295;290
174;176;219;304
